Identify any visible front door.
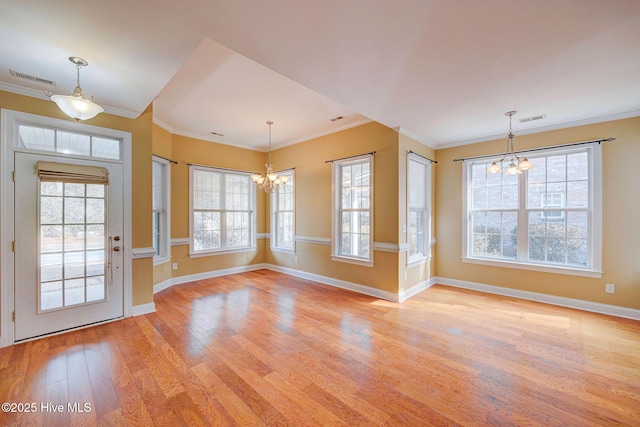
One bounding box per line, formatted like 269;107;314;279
14;152;124;341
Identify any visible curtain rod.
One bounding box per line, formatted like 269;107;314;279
187;162;256;174
408;150;437;164
452;138;615;163
153;154;178;164
325;151;376;164
186;163;296;175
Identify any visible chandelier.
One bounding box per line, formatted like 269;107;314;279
252;121;289;192
488;111;533;175
46;57;104;121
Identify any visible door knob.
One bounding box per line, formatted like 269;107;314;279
113;246;121;252
114;236;121;241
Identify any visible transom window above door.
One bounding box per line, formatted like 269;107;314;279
17;123;121;160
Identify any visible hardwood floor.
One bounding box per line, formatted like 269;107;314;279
1;269;639;426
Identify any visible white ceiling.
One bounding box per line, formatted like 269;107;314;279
1;0;639;151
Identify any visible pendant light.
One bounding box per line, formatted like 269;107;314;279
46;57;104;121
252;121;289;192
488;111;533;174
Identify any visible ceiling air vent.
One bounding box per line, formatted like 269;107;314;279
9;69;56;86
330;116;345;122
518;114;546;124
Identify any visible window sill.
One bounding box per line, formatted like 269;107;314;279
189;246;257;258
462;257;603;278
153;256;171;267
331;255;374;267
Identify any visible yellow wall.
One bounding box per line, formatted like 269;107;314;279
152;124;173;159
435;116;640;309
6;88;637;314
167;133;267;279
0;90;154;308
265;122;401;293
155;121;406;295
159;121;438;296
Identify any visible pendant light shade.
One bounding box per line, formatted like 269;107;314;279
47;57;104;121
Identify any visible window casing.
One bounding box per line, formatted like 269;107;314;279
332;155;373;266
271;170;295;252
407;154;432;264
189;165;256;256
462;143;602;277
152;156;170;265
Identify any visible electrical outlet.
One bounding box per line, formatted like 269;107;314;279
172;263;178;270
294;256;298;263
605;283;615;294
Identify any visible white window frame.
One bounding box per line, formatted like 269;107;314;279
462;143;602;278
331;154;374;267
189;165;256;257
152;156;171;266
407;153;432;265
270;169;295;253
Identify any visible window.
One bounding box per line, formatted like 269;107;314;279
189;165;255;255
271;170;295;251
407;154;432;264
18;124;121;160
152;156;170;264
332;155;373;266
463;144;602;277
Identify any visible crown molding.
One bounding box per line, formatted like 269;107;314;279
281;118;373;149
437;109;640;150
394;126;437;149
152;115;373;153
0;81;139;119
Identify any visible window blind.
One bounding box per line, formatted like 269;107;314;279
36;161;109;184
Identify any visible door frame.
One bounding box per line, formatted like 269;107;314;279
0;109;133;347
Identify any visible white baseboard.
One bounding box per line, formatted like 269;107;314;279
153;262;403;302
153;278;173;294
399;276;437;302
434;276;640;321
265;264;400;302
131;302;156;316
150;266;639;320
154;264;268;294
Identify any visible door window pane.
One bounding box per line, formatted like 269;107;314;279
39;181;107;311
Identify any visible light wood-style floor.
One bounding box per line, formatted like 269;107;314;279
1;270;639;426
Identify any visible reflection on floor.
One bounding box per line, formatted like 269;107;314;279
1;269;639;425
